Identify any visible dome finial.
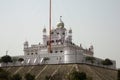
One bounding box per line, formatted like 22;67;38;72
60;16;62;22
69;28;72;33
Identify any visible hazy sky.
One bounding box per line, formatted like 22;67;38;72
0;0;120;68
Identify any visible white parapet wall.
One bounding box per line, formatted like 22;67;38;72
0;52;116;69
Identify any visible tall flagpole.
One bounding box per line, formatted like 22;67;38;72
49;0;52;53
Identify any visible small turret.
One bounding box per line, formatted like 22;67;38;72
43;27;47;45
68;28;72;36
43;27;47;35
90;45;94;53
69;28;72;34
80;44;83;49
24;41;29;49
68;28;72;42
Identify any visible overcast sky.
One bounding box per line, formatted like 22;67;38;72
0;0;120;68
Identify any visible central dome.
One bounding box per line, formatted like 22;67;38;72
57;16;64;28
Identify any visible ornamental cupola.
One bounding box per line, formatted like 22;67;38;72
69;28;72;34
43;27;47;36
90;45;94;53
24;41;29;49
57;16;64;28
43;27;46;33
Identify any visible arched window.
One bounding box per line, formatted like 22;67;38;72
62;33;65;35
60;51;63;53
55;51;58;53
50;50;53;53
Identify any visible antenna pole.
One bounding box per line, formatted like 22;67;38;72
49;0;52;53
6;51;8;55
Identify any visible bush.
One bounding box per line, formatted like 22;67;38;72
0;68;10;80
45;75;51;80
18;58;24;62
101;58;113;66
44;57;50;61
68;71;87;80
12;57;18;65
11;73;22;80
118;69;120;80
85;56;95;63
1;55;13;63
25;73;35;80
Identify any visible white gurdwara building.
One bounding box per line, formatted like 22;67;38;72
22;17;116;69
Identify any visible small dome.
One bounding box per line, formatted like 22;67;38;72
57;22;64;28
24;41;28;45
43;27;46;32
90;45;94;49
57;16;64;28
69;28;72;33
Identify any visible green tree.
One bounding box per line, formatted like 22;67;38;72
18;58;24;62
44;57;49;61
85;56;95;64
1;55;13;67
68;71;87;80
12;57;18;65
11;73;22;80
1;55;12;63
25;73;35;80
43;57;50;64
101;58;113;66
118;69;120;80
45;75;51;80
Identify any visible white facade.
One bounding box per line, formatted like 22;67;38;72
0;17;116;69
23;17;94;65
